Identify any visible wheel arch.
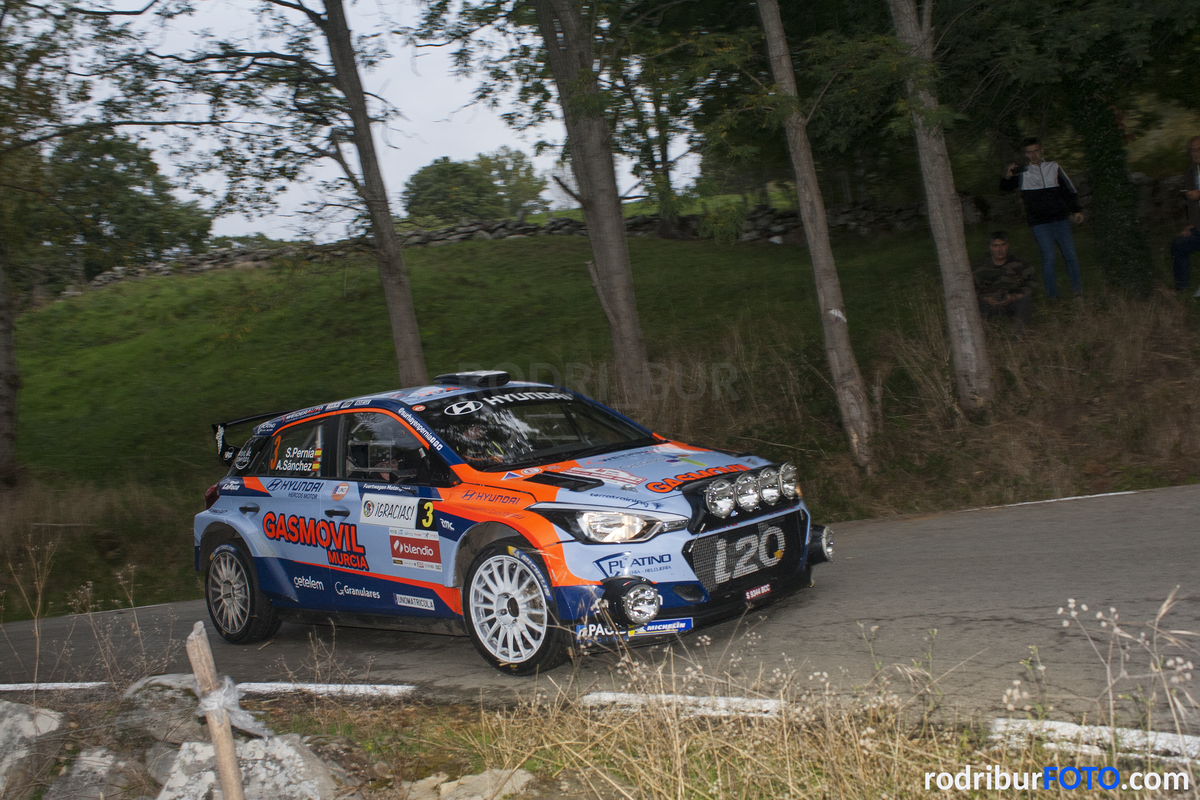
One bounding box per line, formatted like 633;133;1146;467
199;522;297;603
452;521;533;589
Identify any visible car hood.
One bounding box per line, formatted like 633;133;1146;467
482;442;770;513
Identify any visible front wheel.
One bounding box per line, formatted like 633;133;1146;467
463;540;568;676
205;541;281;643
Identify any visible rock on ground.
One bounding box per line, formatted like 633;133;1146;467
44;746;154;800
115;674;207;745
0;699;64;796
156;734;341;800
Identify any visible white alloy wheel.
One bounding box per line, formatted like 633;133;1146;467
469;553;549;663
208;548;250;635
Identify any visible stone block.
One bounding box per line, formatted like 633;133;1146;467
45;746;153;800
115;674;206;745
0;699;64;797
156;735;340;800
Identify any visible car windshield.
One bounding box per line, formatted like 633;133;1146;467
411;389;654;470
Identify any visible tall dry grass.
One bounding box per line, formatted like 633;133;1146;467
598;289;1200;519
0;480;202;621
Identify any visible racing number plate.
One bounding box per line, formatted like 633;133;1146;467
687;513;800;592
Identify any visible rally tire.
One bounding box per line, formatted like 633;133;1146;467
205;541;281;644
463;539;568;676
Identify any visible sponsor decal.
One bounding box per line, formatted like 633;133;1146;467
396;407;444;451
507;547;552;602
745;583;772;601
482;391;572;407
411;405;426;412
361;483;405;495
282;405;324;422
210;508;229;515
266;478;323;493
630;618;693;637
594;552;673;579
335;582;380;599
262;512;368;571
521;467;542;475
395;593;436;610
574;618;694;642
443;400;485;416
390;531;442;571
439;518;455;533
501;472;523;480
645;464;750;493
257;420;279;434
293;575;325;591
361;498;436;530
219;479;241;492
332;483;349;501
460;489;521;506
353;398;371;406
561;466;645;486
234;444;253;470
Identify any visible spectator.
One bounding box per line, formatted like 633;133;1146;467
1171;135;1200;296
1001;138;1085;299
974;231;1035;332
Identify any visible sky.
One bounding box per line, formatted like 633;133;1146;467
135;0;675;242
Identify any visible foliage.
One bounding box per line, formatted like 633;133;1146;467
472;146;547;218
401;157;504;223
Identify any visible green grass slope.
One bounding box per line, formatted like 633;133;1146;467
15;233;948;486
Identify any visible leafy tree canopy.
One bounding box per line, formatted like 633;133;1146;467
401;156;506;222
473;146;547;217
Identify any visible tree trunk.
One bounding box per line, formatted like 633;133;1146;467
0;249;18;486
757;0;874;468
887;0;994;411
535;0;650;406
322;0;427;387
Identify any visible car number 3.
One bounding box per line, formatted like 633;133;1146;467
713;526;784;584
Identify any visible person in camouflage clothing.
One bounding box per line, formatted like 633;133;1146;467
973;231;1035;330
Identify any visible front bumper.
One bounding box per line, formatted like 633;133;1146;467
561;508;827;648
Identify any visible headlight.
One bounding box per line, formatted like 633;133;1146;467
780;462;799;499
758;467;780;505
734;472;760;511
576;511;686;543
705;479;735;518
621;583;661;625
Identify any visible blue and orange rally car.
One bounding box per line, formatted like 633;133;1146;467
196;371;833;675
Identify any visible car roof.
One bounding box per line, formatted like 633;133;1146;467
250;380;563;436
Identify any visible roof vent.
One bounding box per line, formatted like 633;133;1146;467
433;370;511;388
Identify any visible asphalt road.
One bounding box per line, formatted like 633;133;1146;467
2;485;1196;728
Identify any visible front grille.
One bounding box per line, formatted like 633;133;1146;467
684;511;803;593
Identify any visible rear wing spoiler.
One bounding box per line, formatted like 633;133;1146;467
211;409;291;465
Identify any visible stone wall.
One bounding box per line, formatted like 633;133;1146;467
68;173;1192;296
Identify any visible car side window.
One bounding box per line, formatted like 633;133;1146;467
342;412;432;485
252;420;325;478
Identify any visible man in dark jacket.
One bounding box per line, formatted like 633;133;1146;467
1001;138;1085;299
1170;136;1200;295
974;231;1035;330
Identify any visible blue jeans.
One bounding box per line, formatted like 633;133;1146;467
1171;226;1200;290
1031;219;1082;298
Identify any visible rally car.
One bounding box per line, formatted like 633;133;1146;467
196;371;833;675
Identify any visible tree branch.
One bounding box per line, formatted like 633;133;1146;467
552;174;584;207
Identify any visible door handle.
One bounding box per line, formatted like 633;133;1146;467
325;507;350;518
239;503;260;514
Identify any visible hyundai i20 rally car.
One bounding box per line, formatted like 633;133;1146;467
196;370;833;675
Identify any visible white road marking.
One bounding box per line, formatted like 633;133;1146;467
236;682;417;698
580;691;781;717
0;682;109;691
990;718;1200;766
